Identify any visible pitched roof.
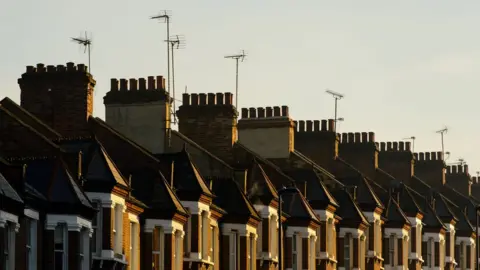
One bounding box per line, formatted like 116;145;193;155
281;189;320;224
244;161;279;206
0;97;61;139
384;198;410;228
84;142;128;187
332;189;369;226
0;172;23;204
287;169;339;209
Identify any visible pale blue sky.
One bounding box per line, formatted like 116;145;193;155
2;1;480;173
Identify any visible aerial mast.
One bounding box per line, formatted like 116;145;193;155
166;34;185;124
325;89;345;133
436;127;448;158
225;50;247;109
71;31;92;73
151;10;172;95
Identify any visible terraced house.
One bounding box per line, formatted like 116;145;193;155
0;62;479;270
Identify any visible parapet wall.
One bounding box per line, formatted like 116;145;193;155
294;119;335;132
104;76;170;105
378;141;412;152
413;152;444;161
240;106;289;118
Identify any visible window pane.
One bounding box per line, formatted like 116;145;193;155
152;254;161;270
153;227;161;252
55;251;64;270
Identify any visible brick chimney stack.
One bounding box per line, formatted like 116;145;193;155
294;119;338;168
378;141;414;185
176;92;237;162
18;63;96;137
445;164;472;196
237;106;294;158
413;151;446;188
103;75;171;154
338;131;378;179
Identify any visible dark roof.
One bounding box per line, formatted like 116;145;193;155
384;198;410;228
0;172;23;204
281;189;320;224
211;177;260;223
84;142;128;187
244;161;278;206
332;189;369;226
287;169;339;209
156;149;213;201
0;97;61;139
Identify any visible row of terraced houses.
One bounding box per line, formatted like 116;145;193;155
0;62;479;270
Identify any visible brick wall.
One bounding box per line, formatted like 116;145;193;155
123;212;130;268
18;63;96;137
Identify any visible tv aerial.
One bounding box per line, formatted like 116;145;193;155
402;136;416;152
436;126;448;158
325;89;345;133
225;50;247;109
71;31;93;73
165;34;186;124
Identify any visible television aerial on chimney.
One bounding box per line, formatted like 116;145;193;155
436;126;448;159
325;89;344;133
225;50;247;109
151;10;173;96
165;34;186;125
71;31;93;73
402;136;416;152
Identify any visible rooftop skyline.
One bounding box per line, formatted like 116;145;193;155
2;1;480;172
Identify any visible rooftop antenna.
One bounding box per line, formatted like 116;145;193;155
166;34;185;125
225;50;247;109
71;31;92;73
325;89;344;133
436;126;448;158
403;136;416;152
151;10;172;96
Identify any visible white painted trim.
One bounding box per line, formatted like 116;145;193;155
384;228;409;238
364;211;382;223
422;232;444;242
128;213;139;223
254;204;277;219
144;218;184;234
0;210;19;229
85;192;126;208
339;227;363;238
24;208;39;220
45;214;92;232
285;226;316;238
182;200;210;215
221;223;257;237
314;209;335;221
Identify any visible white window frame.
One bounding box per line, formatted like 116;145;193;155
270;215;278;260
79;227;90;270
201;211;209;260
416;224;422;256
152;226;164;270
3;221;16;270
310;235;316;270
459;241;466;270
129;221;138;270
211;225;216;265
229;230;238;270
54;224;68;270
292;233;298;270
389;234;396;266
174;230;182;270
183;207;191;256
26;217;37;270
344;233;351;270
113;204;123;255
426;238;433;267
249;233;255;270
91;200;102;257
327;218;334;257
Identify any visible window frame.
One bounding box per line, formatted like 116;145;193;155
292;233;298;270
344;233;351;270
129;221;138;270
113;204;123;255
152;226;164;270
389;234;396;267
3;221;16;270
426;238;433;267
229;230;238;270
26;218;38;270
91;200;102;257
54;223;68;270
249;232;255;270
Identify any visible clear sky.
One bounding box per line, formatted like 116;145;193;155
2;1;480;173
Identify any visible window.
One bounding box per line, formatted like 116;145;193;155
459;242;466;270
174;231;182;270
113;204;123;255
3;221;15;270
152;227;164;270
344;233;351;270
91;201;102;256
360;235;366;270
249;233;255;270
54;224;68;270
426;238;433;267
327;218;334;256
292;234;298;270
416;224;422;256
26;218;37;270
270;215;277;259
316;227;321;259
230;231;238;270
79;228;90;270
310;235;316;270
389;235;396;266
183;207;191;256
201;212;209;260
129;222;137;270
211;226;217;267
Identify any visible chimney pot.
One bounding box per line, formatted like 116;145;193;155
361;132;368;143
399;141;405;151
26;66;35;73
380;142;386;151
342;133;348;143
56;65;65;72
241;108;248;118
387;142;393;150
419;152;425;160
273;106;281;116
321;120;327;131
138;78;146;90
453;166;458;173
393;142;398;151
191;94;199;105
110;79;119;91
464;165;469;174
129;78;138;91
119;79;128;91
328;119;335;131
368;132;375;142
156;76;164;89
431;152;437;160
299;121;305;132
208;93;216;105
425;152;431;160
266;107;273;117
348;133;354;143
306;120;313;132
182;93;190;106
147;76;155;89
354;132;361;143
437;151;443;161
199;93;207;105
66;62;75;71
249;108;257;118
281;106;289;117
77;64;86;72
216;93;224;105
414;153;419;160
294;121;298;131
405;142;411;151
313;120;320;131
47;65;56;72
224;93;233;105
257;107;266;118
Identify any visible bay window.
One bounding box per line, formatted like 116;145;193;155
54;224;68;270
292;233;299;270
310;235;316;270
26;218;37;270
129;222;138;270
91;201;102;256
389;235;396;266
113;204;123;255
249;233;255;270
426;238;433;267
152;226;164;270
344;233;351;270
229;230;238;270
3;221;16;270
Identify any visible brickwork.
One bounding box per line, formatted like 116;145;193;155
413;151;446;188
445;164;471;196
123;212;130;268
338;132;378;179
177;92;237;163
102;207;113;250
378;141;414;185
18;63;96;137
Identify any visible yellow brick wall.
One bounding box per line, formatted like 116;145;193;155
123;212;131;269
